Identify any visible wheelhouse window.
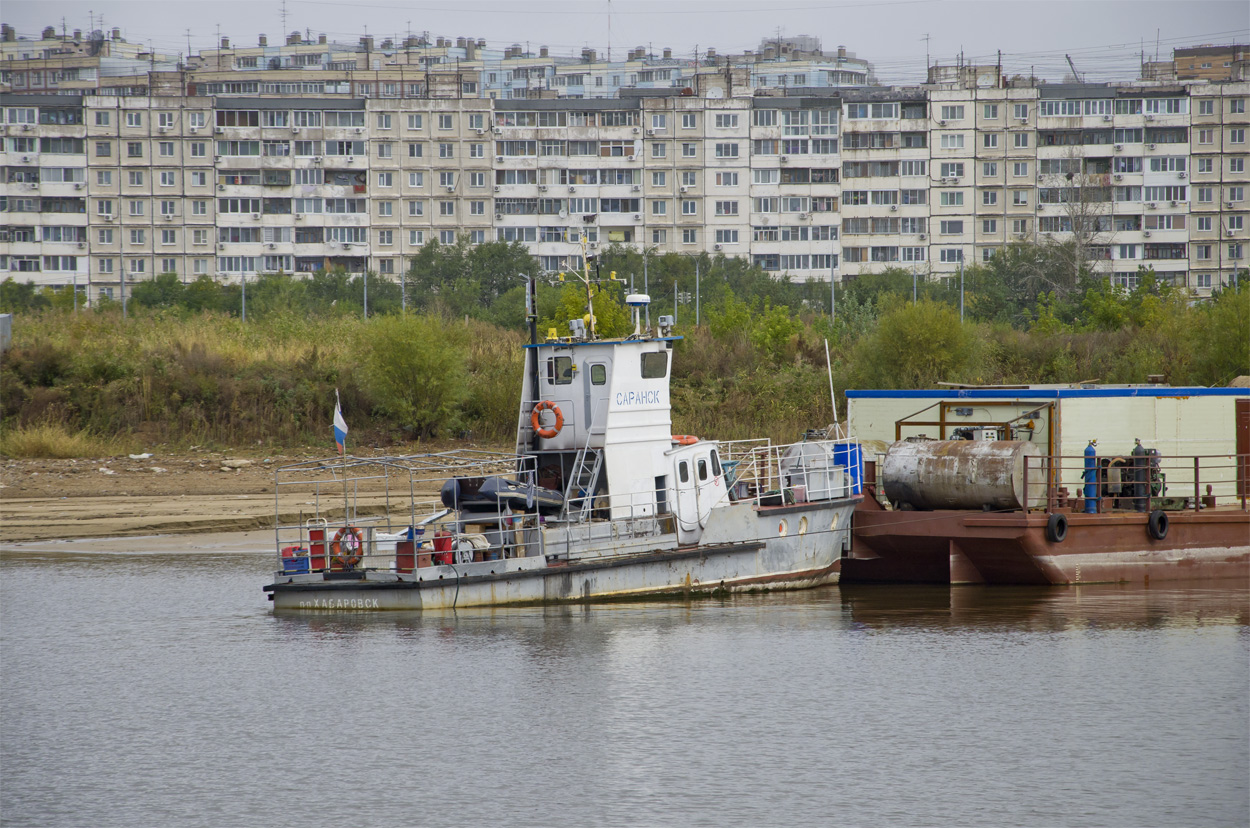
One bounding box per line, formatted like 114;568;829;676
640;352;668;379
546;356;573;385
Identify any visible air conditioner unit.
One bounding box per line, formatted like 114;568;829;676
919;233;926;240
1113;144;1123;152
1102;115;1112;122
218;243;226;250
1145;114;1155;121
22;123;33;131
1018;116;1028;123
492;127;502;134
190;126;199;133
1170;200;1178;207
538;185;548;192
158;126;169;133
713;243;722;251
345;156;355;163
631;185;641;192
1228;201;1237;209
679;186;688;194
313;156;323;163
1147;202;1157;209
20;155;31;162
446;185;456;192
1143;231;1151;237
77;242;86;249
495;213;503;220
647;128;657;135
493;185;501;192
938;120;947;127
1114;174;1123;181
496;155;505;162
633;213;641;221
218;184;226;190
632;127;640;134
799;213;809;220
890;205;898;211
473;128;484;135
568;186;576;193
215;127;224;134
627;154;636;161
780;156;789;163
267;242;276;249
1148;143;1157;150
950;178;960;184
588;241;597;249
1179;171;1187;179
354;127;365;134
214;155;222;162
164;215;173;221
252;213;260;219
74;183;84;190
102;214;114;222
27;182;37;190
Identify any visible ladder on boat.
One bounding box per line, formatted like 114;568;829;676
562;400;606;522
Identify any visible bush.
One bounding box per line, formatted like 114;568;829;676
356;315;469;438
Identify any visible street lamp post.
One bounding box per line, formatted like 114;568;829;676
241;272;247;323
959;258;964;323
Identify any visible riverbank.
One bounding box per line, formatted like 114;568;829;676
0;446;467;543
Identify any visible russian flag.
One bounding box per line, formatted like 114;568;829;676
333;390;348;455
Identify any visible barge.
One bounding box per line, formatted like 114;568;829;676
842;386;1250;585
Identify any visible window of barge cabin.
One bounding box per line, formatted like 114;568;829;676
590;364;607;385
640;351;668;379
546;356;573;385
217;110;259;127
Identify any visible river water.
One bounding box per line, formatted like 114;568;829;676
1;533;1247;828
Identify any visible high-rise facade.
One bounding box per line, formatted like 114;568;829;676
2;74;1247;302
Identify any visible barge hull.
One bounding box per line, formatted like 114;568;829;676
847;501;1250;585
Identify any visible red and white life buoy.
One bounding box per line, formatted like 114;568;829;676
531;400;565;439
331;526;365;568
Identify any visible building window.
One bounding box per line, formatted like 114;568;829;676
682;113;696;129
983;104;999;119
682;228;697;244
1013;133;1029;148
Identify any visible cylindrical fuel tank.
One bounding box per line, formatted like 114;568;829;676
881;439;1042;511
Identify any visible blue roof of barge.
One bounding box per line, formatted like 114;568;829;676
523;336;682;349
847;386;1249;399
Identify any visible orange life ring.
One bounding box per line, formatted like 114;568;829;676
331;526;365;569
671;434;699;446
531;400;564;439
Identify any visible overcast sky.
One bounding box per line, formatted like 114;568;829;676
5;0;1247;85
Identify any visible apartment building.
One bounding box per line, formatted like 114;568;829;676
2;75;1247;303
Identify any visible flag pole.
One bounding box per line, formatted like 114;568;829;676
334;389;351;535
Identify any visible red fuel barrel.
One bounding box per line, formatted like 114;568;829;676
432;530;453;565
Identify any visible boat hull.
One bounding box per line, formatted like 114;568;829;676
266;500;856;610
846;499;1250;585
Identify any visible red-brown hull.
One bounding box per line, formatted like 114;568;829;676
848;498;1250;585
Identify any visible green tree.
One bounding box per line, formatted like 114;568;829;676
130;272;186;309
851;299;982;388
357;315;469;437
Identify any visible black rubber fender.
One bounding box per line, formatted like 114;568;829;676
1148;509;1169;540
1046;512;1068;543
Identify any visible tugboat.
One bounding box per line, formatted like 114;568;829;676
264;272;863;611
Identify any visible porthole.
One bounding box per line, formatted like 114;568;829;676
778;520;788;537
798;517;808;535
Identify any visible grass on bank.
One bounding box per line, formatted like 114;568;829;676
0;421;134;459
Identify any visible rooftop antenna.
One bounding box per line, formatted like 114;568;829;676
280;0;288;39
1065;54;1085;83
607;0;611;63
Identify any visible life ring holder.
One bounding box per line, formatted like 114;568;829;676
331;525;365;569
531;401;564;439
671;434;699;446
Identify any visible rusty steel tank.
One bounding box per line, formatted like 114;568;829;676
881;439;1043;511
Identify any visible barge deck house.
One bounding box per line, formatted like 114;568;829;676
842;384;1250;585
264;294;863;610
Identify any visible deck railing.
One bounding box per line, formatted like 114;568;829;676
1024;452;1248;514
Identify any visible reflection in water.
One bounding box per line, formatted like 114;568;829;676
1;546;1247;828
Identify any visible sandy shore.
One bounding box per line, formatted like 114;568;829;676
0;448;461;544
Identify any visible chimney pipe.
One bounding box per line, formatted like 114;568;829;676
663;48;672;60
112;27;121;41
540;46;549;58
318;34;327;45
258;34;267;47
73;29;82;41
221;37;230;49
